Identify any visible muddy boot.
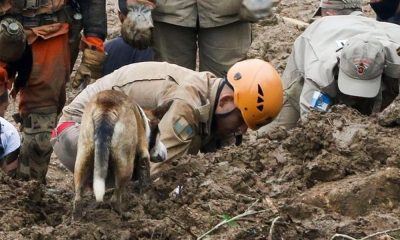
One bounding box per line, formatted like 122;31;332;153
17;112;57;184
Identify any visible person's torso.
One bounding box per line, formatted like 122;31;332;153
0;0;66;18
284;15;400;91
61;62;220;127
152;0;243;28
0;117;20;159
103;37;154;75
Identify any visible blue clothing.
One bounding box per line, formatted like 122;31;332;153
103;37;154;75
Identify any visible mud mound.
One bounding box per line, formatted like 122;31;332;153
5;106;396;240
1;0;398;239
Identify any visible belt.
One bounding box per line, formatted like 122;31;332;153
1;8;70;28
51;121;76;138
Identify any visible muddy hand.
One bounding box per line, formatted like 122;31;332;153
378;96;400;126
121;3;154;49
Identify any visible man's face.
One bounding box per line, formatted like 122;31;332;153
214;108;248;137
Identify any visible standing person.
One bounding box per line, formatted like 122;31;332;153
257;15;400;136
0;91;20;177
103;0;154;76
151;0;272;77
51;59;283;175
370;0;400;25
312;0;363;18
0;0;107;183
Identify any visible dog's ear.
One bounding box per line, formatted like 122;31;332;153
152;101;173;120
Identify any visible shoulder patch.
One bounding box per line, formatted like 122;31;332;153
173;117;194;141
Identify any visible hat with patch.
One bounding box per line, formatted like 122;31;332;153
313;0;362;17
338;36;385;98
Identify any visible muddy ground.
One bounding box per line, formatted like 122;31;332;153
1;1;400;239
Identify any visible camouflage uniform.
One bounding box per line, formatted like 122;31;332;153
0;0;106;183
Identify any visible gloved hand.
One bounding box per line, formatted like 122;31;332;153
71;36;106;89
378;96;400;126
121;0;155;49
239;0;275;22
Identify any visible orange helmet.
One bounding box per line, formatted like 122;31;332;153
226;59;283;130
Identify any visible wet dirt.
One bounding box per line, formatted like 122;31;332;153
1;1;400;240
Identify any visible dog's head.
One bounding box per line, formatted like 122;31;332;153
143;101;173;162
121;0;155;49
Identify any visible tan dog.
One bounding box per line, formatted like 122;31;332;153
73;90;171;219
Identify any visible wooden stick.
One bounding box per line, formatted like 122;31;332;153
196;209;268;240
268;216;282;240
330;227;400;240
281;16;310;28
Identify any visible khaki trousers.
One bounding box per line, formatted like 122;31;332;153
153;21;251;77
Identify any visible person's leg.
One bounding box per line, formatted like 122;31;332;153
51;124;80;173
17;31;70;184
153;22;197;70
198;21;251;77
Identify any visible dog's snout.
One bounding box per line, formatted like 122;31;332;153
150;142;167;163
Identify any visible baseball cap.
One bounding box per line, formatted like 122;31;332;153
313;0;362;17
338;36;385;98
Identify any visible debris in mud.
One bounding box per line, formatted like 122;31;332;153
1;105;399;240
1;0;399;239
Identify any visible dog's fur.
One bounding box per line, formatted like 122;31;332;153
73;90;171;219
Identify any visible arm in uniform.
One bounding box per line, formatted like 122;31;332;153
151;100;201;174
71;0;107;89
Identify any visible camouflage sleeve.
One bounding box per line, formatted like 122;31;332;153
158;100;200;161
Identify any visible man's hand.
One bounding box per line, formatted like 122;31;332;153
121;1;155;49
239;0;275;22
71;37;106;89
378;96;400;127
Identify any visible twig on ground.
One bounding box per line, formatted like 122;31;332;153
196;202;267;240
246;199;259;212
330;234;357;240
267;216;281;240
360;227;400;240
167;216;198;239
330;227;400;240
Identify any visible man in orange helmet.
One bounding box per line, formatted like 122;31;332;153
51;59;283;174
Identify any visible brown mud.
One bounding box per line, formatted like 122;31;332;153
1;1;400;239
